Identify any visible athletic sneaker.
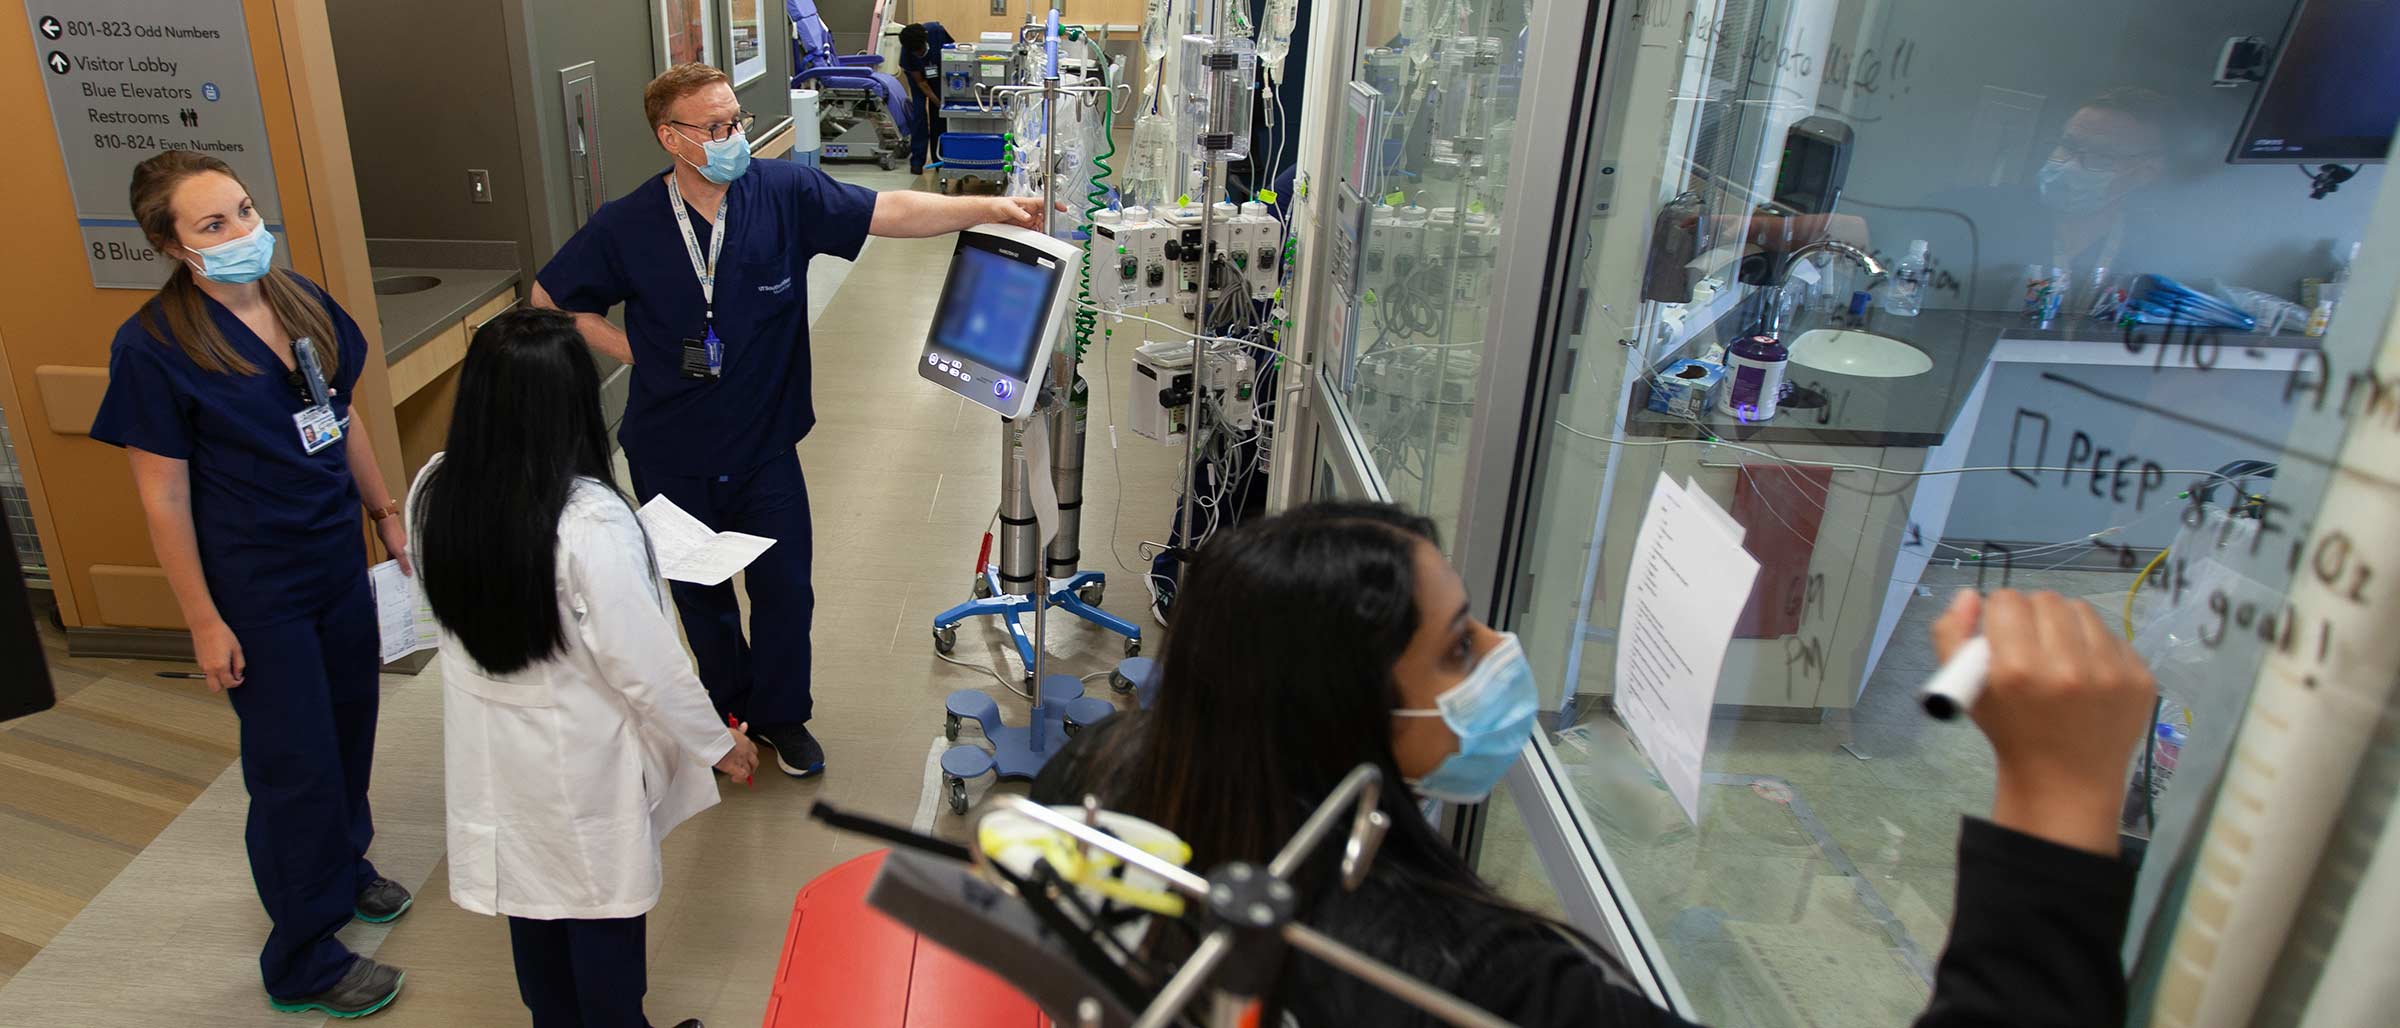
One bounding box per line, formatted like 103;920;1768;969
269;956;404;1019
759;724;825;778
354;877;412;924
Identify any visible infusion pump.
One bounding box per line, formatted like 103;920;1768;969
1128;338;1256;445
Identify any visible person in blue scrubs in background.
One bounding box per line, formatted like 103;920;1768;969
532;63;1044;779
93;150;414;1019
898;22;952;177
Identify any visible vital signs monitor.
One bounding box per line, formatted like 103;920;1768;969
920;225;1079;419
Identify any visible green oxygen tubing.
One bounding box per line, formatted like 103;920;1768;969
1071;88;1116;362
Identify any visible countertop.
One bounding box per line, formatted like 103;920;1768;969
1627;308;2318;449
372;266;519;364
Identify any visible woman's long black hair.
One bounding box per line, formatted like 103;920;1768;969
1076;502;1628;1015
412;308;628;675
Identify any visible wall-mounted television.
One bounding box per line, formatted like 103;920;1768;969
2229;0;2400;164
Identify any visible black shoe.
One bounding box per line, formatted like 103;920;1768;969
268;956;405;1018
354;877;412;924
759;724;825;778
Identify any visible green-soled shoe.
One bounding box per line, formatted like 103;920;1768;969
354;877;412;924
267;957;404;1018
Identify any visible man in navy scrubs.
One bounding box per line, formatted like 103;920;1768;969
533;63;1042;778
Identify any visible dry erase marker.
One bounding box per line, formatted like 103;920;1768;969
1918;637;1990;720
157;671;207;681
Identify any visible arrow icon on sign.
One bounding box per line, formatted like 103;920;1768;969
38;15;62;40
46;51;70;75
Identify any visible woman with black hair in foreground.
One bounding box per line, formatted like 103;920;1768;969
1035;502;2150;1026
409;308;759;1028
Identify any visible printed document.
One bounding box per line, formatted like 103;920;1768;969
369;560;437;664
1615;476;1760;825
636;495;777;586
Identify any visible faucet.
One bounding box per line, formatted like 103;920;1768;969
1766;239;1888;339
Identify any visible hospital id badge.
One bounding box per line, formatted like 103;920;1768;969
295;405;343;454
679;337;720;380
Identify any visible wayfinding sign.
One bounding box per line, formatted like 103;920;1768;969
24;1;286;289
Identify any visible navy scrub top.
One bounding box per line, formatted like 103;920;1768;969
89;277;371;629
536;161;877;477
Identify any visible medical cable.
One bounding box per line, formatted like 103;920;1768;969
1551;420;2260;583
1549;421;2262;486
937;646;1035;699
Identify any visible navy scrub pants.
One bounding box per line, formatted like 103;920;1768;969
911;94;940;174
508;915;650;1028
226;571;381;999
629;450;815;729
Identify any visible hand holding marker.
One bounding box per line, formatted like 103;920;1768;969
1917;589;2157;855
1918;636;1991;720
727;714;753;786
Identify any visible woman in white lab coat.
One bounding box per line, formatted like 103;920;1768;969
407;308;759;1028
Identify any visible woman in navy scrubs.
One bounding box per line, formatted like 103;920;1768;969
91;150;411;1018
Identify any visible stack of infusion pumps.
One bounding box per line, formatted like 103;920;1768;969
1087;203;1283;313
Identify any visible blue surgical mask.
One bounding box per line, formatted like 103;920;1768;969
2036;157;2117;216
681;129;753;184
1394;633;1538;804
184;221;276;284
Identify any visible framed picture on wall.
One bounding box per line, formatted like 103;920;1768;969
654;0;718;72
731;0;768;86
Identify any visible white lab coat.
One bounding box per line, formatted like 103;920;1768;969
408;458;735;920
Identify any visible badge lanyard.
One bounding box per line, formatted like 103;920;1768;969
668;175;729;375
290;336;344;454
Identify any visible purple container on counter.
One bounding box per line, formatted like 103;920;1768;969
1717;334;1788;421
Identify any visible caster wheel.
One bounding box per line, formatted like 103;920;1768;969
945;775;970;815
1063;719;1081;737
944;712;962;742
1076;582;1105;606
1124;637;1142;659
1110;669;1135;695
933;626;958;656
972;575;994;599
879;153;898;171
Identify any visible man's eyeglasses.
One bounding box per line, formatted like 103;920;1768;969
2054;139;2156;174
670;111;756;143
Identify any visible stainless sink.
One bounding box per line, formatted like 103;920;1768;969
373;275;442;296
1789;329;1932;378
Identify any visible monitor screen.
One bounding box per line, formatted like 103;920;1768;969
2231;0;2400;164
930;242;1060;382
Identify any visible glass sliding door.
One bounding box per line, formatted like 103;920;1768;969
1499;0;2400;1024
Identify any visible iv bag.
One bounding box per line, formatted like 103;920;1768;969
1142;0;1172;62
1260;0;1297;75
1127;111;1176;207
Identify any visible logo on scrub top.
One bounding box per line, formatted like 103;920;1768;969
759;276;792;295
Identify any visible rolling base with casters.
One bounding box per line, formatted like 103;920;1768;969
930;568;1142;676
939;675;1116;815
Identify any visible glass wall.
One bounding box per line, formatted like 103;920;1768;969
1324;0;1534;544
1505;0;2398;1023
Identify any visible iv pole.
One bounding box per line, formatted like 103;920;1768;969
932;5;1139;815
1173;0;1239;592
